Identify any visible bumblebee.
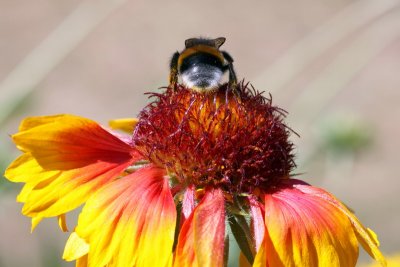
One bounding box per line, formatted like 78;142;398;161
169;37;238;92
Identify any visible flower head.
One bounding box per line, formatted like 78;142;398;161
134;84;295;194
4;83;386;267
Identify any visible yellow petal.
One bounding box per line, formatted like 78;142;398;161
18;114;67;132
5;114;140;228
63;232;89;261
108;118;138;133
252;241;267;267
362;254;400;267
366;228;379;246
75;165;176;267
31;216;43;232
7;153;132;218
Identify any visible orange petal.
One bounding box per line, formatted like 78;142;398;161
174;188;225;267
239;252;252;267
58;214;68;232
74;165;176;267
5;114;140;224
76;255;88;267
12;114;136;169
254;180;386;267
174;209;196;267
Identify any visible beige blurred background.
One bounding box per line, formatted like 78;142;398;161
1;0;399;266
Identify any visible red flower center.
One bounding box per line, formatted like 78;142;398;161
133;83;296;194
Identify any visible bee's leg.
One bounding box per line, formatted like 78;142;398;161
222;51;239;96
169;51;180;90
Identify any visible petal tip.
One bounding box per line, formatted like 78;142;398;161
63;232;89;261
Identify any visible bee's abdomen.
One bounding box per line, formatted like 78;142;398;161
179;53;225;89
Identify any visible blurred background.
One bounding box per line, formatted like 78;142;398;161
0;0;399;266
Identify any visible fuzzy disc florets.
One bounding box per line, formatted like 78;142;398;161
133;83;296;194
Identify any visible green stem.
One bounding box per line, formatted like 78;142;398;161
228;215;254;264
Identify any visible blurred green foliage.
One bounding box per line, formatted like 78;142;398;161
0;142;13;191
0;93;34;192
318;114;374;157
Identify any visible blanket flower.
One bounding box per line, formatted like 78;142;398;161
5;83;386;267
